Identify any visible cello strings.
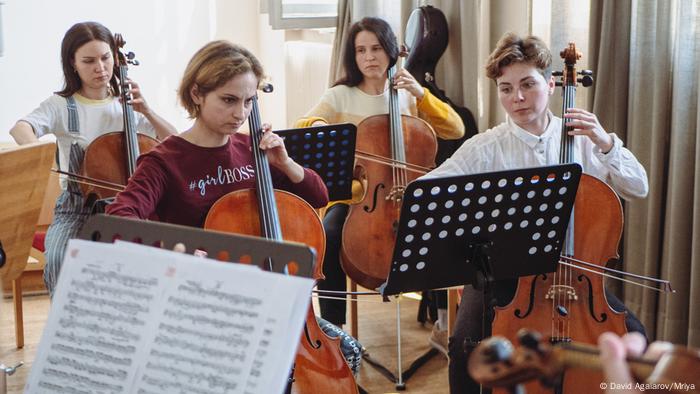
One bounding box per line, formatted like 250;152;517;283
563;83;576;341
558;260;669;293
560;255;673;291
355;150;431;174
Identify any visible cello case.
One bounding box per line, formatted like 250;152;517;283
404;5;477;165
404;4;478;323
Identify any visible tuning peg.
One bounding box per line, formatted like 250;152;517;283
517;329;543;353
126;51;136;60
578;69;593;76
482;336;514;363
555;81;563;87
577;75;593;87
552;71;563;77
131;60;141;66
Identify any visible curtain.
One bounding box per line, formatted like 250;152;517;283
591;0;700;346
328;0;404;86
328;0;352;86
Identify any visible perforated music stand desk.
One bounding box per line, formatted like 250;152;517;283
78;214;316;278
382;163;581;295
274;123;356;202
374;164;581;387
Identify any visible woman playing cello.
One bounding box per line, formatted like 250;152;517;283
9;21;176;297
106;40;362;378
296;17;464;341
420;32;649;393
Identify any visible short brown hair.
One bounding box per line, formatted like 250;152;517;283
485;33;552;81
178;40;264;118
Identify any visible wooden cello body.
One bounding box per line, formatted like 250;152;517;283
340;59;438;290
80;34;158;200
491;44;628;394
204;94;358;394
341;114;437;289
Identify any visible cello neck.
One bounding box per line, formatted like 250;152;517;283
248;95;283;241
558;43;581;165
556;42;586;257
387;64;407;164
118;64;139;177
112;32;142;179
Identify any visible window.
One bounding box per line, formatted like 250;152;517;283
268;0;338;30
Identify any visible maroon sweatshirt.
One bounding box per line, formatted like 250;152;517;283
107;133;329;227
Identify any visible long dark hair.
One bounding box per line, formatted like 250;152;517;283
55;21;119;98
334;17;399;87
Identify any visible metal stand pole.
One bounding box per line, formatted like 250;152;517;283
395;295;404;390
0;362;23;394
360;294;439;390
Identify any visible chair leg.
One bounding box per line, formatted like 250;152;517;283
12;277;24;349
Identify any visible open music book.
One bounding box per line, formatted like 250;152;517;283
25;239;314;394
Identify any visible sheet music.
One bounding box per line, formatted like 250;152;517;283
25;239;313;394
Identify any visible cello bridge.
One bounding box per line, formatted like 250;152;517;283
386;185;405;204
545;285;578;300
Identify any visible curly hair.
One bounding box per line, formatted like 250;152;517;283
485;32;552;81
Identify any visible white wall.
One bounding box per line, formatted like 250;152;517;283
0;0;288;143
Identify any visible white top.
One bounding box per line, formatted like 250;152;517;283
422;112;648;201
307;84;417;126
21;93;155;190
300;84;464;140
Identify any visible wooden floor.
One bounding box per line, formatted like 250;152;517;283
1;292;449;394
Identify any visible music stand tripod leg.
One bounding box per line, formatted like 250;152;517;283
360;294;440;390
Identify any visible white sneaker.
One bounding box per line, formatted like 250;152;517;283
428;324;448;357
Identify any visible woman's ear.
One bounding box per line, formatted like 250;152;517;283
190;84;202;105
547;76;555;95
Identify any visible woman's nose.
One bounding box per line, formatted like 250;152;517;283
514;89;525;102
233;102;246;120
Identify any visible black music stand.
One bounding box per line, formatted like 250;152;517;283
274;123;356;202
78;214;316;278
375;164;581;389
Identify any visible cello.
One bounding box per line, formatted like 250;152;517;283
79;34;159;201
341;53;438;290
203;86;358;393
491;43;627;394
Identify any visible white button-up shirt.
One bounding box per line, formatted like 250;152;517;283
422;112;648;201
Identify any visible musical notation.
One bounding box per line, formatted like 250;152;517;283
26;240;315;394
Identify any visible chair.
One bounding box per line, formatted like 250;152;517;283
0;141;55;348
